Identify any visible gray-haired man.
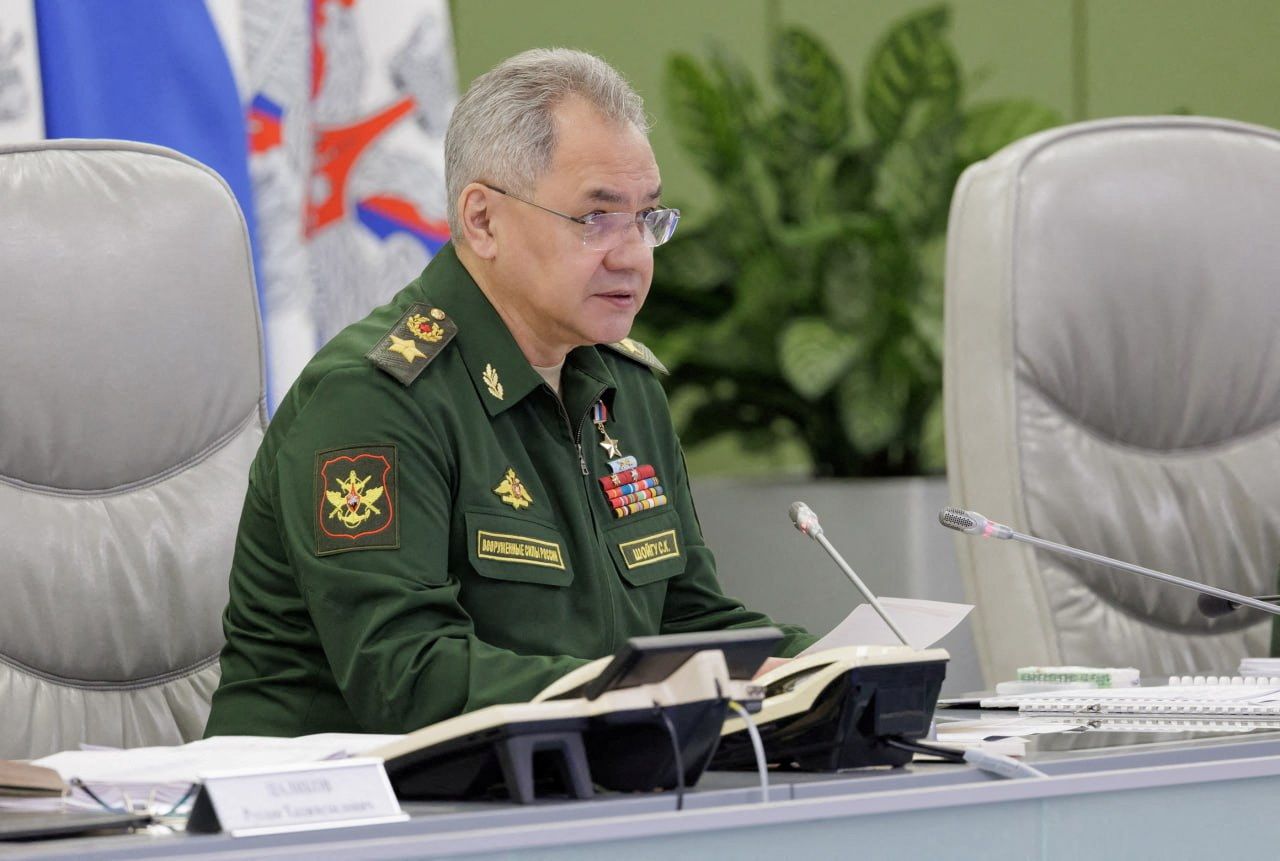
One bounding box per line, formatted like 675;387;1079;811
206;49;811;738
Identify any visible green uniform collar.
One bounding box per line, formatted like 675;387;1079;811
417;244;617;416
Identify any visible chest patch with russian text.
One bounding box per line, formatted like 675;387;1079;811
617;529;681;569
475;530;566;569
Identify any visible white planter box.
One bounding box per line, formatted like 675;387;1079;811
691;475;982;696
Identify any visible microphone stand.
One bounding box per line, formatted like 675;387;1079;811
946;510;1280;618
811;530;912;646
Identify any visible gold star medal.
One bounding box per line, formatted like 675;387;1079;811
592;401;621;458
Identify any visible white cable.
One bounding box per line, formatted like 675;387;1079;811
728;701;769;803
962;748;1049;779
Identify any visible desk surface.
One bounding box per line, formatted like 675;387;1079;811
10;724;1280;860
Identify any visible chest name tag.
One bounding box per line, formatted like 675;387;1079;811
476;530;566;570
618;529;681;569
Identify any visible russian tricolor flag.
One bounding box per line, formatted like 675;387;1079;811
3;0;456;410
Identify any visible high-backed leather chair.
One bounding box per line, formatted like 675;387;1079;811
0;140;266;758
944;116;1280;685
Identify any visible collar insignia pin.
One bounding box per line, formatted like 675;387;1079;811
483;363;504;400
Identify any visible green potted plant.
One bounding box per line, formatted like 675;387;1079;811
637;5;1061;477
636;6;1064;694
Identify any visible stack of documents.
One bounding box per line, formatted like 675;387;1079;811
981;676;1280;716
0;761;67;797
2;733;402;814
928;716;1090;758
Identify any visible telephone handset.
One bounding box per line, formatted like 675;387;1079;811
714;644;949;771
370;628;783;803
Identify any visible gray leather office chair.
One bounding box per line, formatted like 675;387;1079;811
944;116;1280;685
0;140;266;758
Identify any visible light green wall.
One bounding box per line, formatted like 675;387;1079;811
451;0;771;214
1084;1;1280;121
453;0;1280;206
448;0;1280;475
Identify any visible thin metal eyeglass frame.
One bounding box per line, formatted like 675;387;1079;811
481;183;678;249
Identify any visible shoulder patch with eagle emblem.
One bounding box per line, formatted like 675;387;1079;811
314;444;399;555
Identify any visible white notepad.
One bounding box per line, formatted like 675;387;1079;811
981;676;1280;716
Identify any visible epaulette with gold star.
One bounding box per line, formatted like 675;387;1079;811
366;302;458;385
602;337;668;375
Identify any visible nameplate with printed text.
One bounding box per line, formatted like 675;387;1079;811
618;529;681;569
187;758;407;837
476;530;566;569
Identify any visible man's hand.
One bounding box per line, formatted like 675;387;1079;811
753;657;791;680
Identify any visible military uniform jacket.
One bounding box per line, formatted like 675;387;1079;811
206;244;812;737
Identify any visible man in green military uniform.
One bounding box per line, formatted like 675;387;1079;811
206;48;812;737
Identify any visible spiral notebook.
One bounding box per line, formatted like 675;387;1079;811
980;676;1280;716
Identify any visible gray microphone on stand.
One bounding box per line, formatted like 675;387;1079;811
789;501;911;646
938;507;1280;617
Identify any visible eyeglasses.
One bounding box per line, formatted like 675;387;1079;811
483;183;680;251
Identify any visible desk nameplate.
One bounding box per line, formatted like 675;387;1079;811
188;757;408;837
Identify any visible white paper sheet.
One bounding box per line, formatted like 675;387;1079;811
24;732;405;812
799;596;973;655
934;716;1091;742
35;733;403;784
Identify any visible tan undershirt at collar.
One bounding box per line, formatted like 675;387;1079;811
531;360;565;398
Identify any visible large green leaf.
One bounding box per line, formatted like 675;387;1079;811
863;5;960;144
833;148;876;209
871;129;956;235
958;99;1062;164
892;332;940;386
908;234;947;361
918;394;947;473
759;112;804;215
774;28;851;150
709;47;764;136
820;240;876;328
778;318;860;400
712;173;778;254
775;211;878;250
734;252;802;321
630;319;707;372
652;230;734;293
701;307;782;376
837;362;910;454
664;54;743;180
